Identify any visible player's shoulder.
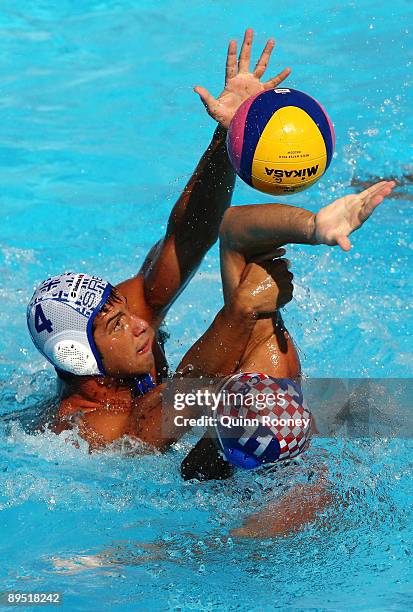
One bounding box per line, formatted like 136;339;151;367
57;390;100;421
56;381;133;428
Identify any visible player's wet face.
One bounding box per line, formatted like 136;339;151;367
93;292;155;377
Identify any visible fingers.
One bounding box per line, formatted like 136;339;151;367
359;180;395;200
358;194;385;223
278;283;294;307
359;181;395;222
277;271;295;307
243;255;294;311
194;86;217;112
246;256;293;280
279;268;294;285
358;180;388;199
225;39;237;82
238;28;253;73
263;67;292;90
363;183;392;203
337;235;352;251
259;258;294;283
253;38;275;79
273;247;286;259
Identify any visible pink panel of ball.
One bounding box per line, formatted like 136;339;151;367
307;93;336;148
226;91;262;174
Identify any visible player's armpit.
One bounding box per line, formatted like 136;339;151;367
137;239;164;276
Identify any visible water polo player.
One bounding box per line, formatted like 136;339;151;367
180;178;395;481
25;29;395;456
27;173;394;451
26;30;296;445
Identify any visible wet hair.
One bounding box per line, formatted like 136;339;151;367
99;286;123;315
92;286;124;331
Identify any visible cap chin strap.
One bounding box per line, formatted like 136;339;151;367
133;373;156;396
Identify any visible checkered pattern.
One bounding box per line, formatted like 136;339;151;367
216;372;312;464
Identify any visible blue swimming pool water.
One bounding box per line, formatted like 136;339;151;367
0;1;412;610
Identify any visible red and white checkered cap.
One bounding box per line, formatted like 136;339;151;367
216;372;312;461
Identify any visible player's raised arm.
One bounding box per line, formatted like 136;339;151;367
221;181;395;256
219;181;395;299
121;29;291;320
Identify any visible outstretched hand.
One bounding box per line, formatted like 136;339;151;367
194;28;291;129
313;180;396;251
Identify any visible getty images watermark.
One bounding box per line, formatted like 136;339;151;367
172;387;310;430
161;378;413;438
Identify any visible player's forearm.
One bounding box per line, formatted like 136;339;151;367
231;479;335;538
176;295;255;378
219;203;316;257
166;125;236;253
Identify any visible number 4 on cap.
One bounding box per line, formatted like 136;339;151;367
34;303;53;333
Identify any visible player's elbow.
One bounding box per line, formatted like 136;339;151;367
219;208;236;248
219;207;249;254
172;220;220;258
194;217;222;250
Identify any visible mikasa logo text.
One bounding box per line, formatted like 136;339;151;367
265;165;319;179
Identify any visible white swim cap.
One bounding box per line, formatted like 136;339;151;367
27;273;113;376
